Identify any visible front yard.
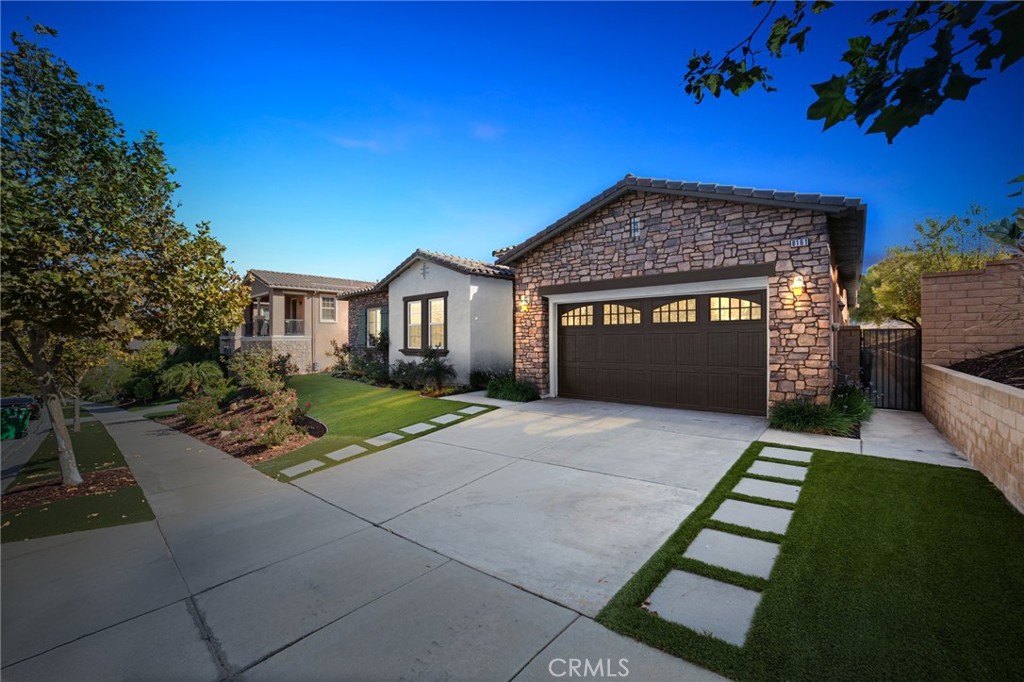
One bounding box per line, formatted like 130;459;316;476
599;442;1024;681
253;374;492;479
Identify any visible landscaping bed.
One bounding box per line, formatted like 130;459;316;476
948;344;1023;389
0;421;154;543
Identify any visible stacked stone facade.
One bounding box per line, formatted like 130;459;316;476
511;192;840;407
346;290;389;349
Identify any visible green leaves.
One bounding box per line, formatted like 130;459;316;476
807;75;855;130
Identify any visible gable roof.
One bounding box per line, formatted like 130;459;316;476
339;249;513;299
248;269;374;294
493;174;867;301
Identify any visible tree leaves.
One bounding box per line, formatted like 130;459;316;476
807;75;855;130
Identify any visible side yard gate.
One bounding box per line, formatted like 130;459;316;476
860;328;922;411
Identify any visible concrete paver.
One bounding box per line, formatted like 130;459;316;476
762;428;861;454
458;405;488;415
711;499;793;535
325;444;366;461
748;459;808;481
278;460;324;478
758;446;813;463
513;617;728;682
196;528;447;672
365;432;403;447
734;477;802;504
683;528;780;579
399;422;435;434
243;562;576;682
385;458;705;616
647;570;762;647
430;413;463;425
2;601;219;682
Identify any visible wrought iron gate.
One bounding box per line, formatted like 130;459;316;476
860;329;922;411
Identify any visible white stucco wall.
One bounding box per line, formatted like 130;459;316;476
387;259;513;382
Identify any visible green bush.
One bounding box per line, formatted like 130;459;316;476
769;398;855;437
419;347;457;390
132;377;155;403
258;420;296;447
391;360;424;389
486;372;540;402
831;383;874;423
200;374;234;405
178;395;219;426
227;347;284;395
160;361;224;398
469;368;507;391
272;353;299;379
349;352;389;385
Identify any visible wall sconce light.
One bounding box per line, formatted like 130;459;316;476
791;274;805;298
519;295;530;313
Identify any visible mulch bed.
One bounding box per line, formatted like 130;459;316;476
157;411;322;466
948;345;1024;389
1;467;139;515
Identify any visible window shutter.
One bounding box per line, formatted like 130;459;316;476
381;307;389;333
357;309;367;347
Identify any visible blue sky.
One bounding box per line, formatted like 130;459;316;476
4;2;1022;281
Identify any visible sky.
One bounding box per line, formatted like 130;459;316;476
3;2;1022;282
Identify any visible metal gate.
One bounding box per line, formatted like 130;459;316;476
860;329;922;410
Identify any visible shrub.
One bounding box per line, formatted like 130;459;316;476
391;360;424;389
132;377;155;403
486;372;540;402
328;340;352;373
272;353;300;379
160;361;224;398
831;382;874;423
178;395;219;426
258;420;296;447
769;398;855;437
419;347;457;390
228;347;284;395
210;415;243;432
469;368;506;391
349;352;389;385
200;374;234;405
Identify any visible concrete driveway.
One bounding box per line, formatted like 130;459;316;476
2;399;758;681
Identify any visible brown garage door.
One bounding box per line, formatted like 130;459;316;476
557;291;766;415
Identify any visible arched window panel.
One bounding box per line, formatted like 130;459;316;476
603;304;641;325
560;305;594;327
652;299;696;324
710;296;762;322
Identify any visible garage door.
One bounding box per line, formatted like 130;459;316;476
557;291;767;415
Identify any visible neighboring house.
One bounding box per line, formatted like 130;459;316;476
341;249;514;382
495;174;867;416
221;269;373;373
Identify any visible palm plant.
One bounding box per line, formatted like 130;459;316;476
160;361;224;398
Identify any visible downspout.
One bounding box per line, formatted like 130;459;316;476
310;289;317;373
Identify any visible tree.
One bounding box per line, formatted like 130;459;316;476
1;25;248;485
854;205;1010;326
682;1;1023;142
55;338;114;431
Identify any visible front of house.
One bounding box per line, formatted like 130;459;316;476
496;175;866;416
342;250;514;382
222;270;373;373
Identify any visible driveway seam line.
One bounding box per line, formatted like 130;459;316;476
504;614;581;682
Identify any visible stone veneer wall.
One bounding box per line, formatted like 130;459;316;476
923;364;1024;514
512;192;837;406
346;291;389;349
239;337;312;374
921;259;1024;366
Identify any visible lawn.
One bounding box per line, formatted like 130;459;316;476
254;374;492;479
598;442;1024;682
1;421;154;543
61;404;90;419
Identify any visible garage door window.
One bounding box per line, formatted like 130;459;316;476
710;296;762;321
653;299;696;323
602;303;641;325
560;305;594;326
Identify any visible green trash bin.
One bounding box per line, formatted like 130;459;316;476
0;406;31;440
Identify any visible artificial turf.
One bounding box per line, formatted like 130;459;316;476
1;421;154;543
597;442;1024;682
255;374;491;479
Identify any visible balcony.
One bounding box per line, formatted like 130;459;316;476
284;319;304;336
245;319;271;337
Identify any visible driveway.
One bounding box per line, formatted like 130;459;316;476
2;398;761;681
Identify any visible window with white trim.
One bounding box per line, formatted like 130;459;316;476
320;296;337;322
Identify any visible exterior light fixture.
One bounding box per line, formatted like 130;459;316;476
519;295;530;313
791;274;805;298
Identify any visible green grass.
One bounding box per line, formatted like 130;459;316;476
598;442;1024;682
1;421;155;543
61;404;90;419
255;374;492;480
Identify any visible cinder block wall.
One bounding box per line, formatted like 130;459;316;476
923;364;1024;514
921;259;1024;366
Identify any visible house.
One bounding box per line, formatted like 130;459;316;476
221;269;373;373
494;174;867;416
341;250;514;381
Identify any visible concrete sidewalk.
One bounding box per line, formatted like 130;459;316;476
2;402;721;681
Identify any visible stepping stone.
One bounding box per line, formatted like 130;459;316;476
712;499;794;535
430;413;463;425
458;405;488;415
325;445;367;462
749;460;808;482
280;460;325;478
734;477;801;504
683;529;780;580
759;446;813;463
365;432;404;447
401;422;436;435
647;570;761;647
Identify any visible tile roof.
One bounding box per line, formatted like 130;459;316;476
339;249;513;298
248;269;374;293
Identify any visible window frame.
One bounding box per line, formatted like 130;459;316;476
320;296;337;323
401;291;449;355
366;306;383;346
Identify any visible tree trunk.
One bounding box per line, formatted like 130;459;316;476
73;392;81;432
43;389;83;486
